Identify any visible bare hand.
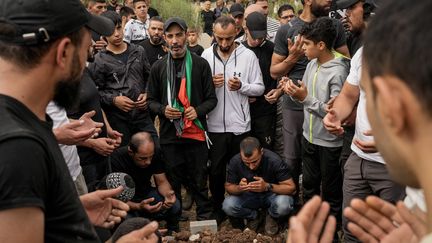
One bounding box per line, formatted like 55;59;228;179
162;191;176;210
80;186;130;229
287;35;305;61
344;196;426;243
284;79;307;101
108;129;123;148
54;120;96;145
323;109;344;136
325;97;337;112
228;76;242;91
352;130;377;153
136;93;148;110
115;96;136;112
139;198;163;213
213;73;224;88
79;110;104;136
184;106;197;121
248;176;267;192
287;196;336;243
116;221;159;243
264;89;282;104
164;106;182;120
90;137;116;156
239;178;249;192
94;37;108;50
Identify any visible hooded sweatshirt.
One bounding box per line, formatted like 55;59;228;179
299;53;350;147
201;43;265;134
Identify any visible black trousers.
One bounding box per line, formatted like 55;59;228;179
208;132;249;211
301;137;343;221
162;142;212;220
250;114;276;150
106;111;158;147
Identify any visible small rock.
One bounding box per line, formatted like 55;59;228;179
189;234;200;241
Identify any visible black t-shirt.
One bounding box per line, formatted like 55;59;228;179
112;45;131;64
0;95;98;242
273;17;346;111
107;4;117;11
242;40;277;118
188;44;204;56
226;149;292;185
148;7;159;18
67;68;107;166
201;10;216;35
138;39;167;67
110;146;165;201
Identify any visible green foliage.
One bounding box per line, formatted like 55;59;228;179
152;0;202;30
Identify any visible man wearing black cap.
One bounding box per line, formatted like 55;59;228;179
147;17;217;221
0;0;158;241
230;3;246;39
242;12;278;151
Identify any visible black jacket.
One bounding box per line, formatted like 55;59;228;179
89;43;151;119
147;53;218;144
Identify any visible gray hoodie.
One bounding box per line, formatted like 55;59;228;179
297;54;350;147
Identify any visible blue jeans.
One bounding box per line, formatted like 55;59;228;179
222;192;294;219
129;188;181;232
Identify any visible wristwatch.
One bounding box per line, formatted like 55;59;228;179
266;183;273;192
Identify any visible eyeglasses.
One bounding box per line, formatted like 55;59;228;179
281;14;295;19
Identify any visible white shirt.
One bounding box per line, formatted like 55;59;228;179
123;16;150;43
46;102;82;181
346;47;384;163
404;187;427;212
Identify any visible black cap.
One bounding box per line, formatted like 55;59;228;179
164;17;188;32
246;12;267;39
336;0;361;9
230;3;245;17
0;0;114;46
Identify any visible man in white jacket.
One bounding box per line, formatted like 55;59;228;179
201;15;265;223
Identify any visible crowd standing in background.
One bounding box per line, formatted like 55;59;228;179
1;0;431;242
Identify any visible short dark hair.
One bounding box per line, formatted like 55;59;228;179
214;15;236;29
187;25;201;34
0;25;84;70
86;0;106;7
277;4;295;17
101;11;122;27
300;17;336;50
150;16;164;24
133;0;146;6
364;0;432;116
119;6;134;18
240;137;261;158
129;132;154;153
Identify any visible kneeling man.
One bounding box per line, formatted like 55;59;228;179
222;137;296;235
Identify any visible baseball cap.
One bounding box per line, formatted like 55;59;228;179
336;0;361;9
230;3;245;17
0;0;114;46
246;12;267;39
164;17;188;32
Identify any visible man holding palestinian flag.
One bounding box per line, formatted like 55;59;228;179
147;17;217;221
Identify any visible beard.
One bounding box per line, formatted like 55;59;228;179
311;2;330;17
53;50;82;110
219;43;233;53
150;34;162;45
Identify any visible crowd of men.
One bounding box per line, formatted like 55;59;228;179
1;0;432;242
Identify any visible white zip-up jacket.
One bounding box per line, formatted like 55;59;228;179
201;43;265;134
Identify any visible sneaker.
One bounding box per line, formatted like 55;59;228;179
264;214;279;235
182;188;194;210
246;210;264;232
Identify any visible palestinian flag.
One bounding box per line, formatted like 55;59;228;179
173;50;206;141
